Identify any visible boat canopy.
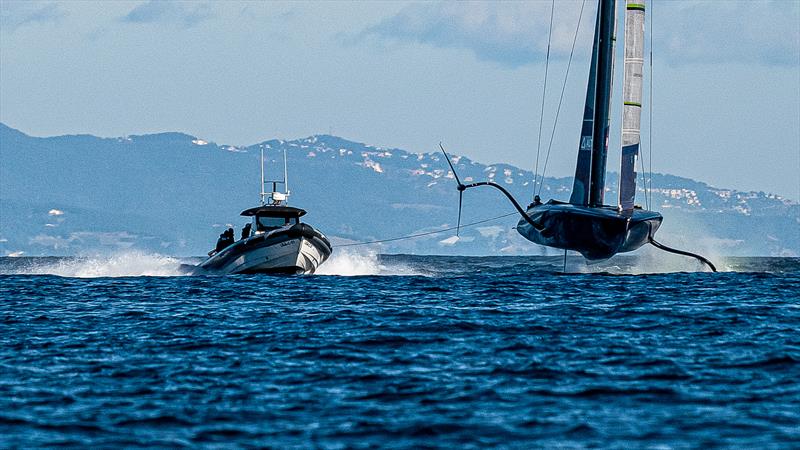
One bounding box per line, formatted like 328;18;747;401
240;206;307;218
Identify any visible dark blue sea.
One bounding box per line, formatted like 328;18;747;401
1;253;799;448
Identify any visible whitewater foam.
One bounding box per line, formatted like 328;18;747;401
575;244;730;275
0;249;425;278
17;251;187;278
315;249;423;276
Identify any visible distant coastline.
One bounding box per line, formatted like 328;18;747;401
1;123;798;258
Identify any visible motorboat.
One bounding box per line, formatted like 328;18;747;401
195;205;331;274
192;149;331;275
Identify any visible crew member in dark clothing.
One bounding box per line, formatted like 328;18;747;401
527;195;543;210
215;228;235;252
215;231;228;252
241;223;252;240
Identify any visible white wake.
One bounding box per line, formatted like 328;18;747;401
5;249;424;278
21;251;187;278
315;249;423;276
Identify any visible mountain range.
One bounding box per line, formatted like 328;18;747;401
1;123;797;258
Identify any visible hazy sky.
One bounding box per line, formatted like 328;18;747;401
1;0;798;199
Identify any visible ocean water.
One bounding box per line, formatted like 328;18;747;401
1;253;798;448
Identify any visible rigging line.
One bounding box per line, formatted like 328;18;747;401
533;0;555;195
648;0;654;209
537;0;587;197
334;212;519;248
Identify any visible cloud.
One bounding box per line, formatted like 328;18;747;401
354;1;799;67
29;231;138;250
354;1;593;68
0;1;66;31
120;0;213;28
237;3;297;22
655;1;800;67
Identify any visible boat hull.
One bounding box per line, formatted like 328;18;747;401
195;223;332;275
516;200;662;260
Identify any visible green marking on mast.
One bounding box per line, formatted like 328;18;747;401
624;101;642;107
627;3;646;11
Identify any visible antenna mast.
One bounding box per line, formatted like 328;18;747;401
260;147;266;206
283;149;289;205
258;147;290;206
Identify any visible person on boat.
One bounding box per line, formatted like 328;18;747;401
527;195;543;210
215;228;235;252
214;231;228;253
240;223;252;240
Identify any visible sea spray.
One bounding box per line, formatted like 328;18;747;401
570;227;732;275
9;251;188;278
315;249;423;276
575;247;722;275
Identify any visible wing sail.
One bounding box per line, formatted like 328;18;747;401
619;2;646;211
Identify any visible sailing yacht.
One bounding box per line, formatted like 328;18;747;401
442;0;715;270
516;0;660;260
193;149;332;275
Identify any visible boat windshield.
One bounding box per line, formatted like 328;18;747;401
256;215;296;231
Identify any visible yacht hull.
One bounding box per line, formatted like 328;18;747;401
195;223;332;275
516;200;662;260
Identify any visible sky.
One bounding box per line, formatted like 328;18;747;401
1;0;799;199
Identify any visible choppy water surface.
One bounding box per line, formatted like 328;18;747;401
1;254;798;448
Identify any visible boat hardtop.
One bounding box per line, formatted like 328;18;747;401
241;205;306;218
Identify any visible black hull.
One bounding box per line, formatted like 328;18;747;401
237;266;310;275
516;200;662;260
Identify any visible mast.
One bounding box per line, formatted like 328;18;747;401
569;0;617;206
283;149;289;205
619;1;646;211
569;11;601;206
260;147;266;206
588;0;617;207
259;147;289;205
